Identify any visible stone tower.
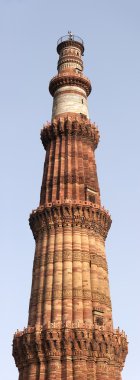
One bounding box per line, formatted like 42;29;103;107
13;34;128;380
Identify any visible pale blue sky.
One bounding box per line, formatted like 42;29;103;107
0;1;140;379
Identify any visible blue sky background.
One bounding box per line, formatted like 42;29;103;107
0;0;140;379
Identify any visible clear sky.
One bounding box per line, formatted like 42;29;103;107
0;0;140;379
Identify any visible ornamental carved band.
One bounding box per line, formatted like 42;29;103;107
41;117;100;149
13;326;128;370
29;201;111;240
49;74;91;97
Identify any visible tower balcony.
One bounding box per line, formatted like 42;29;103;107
49;72;91;97
57;34;84;55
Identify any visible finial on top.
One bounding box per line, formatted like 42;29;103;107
68;31;73;40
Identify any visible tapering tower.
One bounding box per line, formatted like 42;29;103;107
13;33;128;380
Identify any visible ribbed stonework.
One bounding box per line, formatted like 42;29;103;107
13;34;128;380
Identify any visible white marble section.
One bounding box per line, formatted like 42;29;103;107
52;86;89;119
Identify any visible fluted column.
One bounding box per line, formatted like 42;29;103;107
47;139;56;203
62;225;72;323
87;145;100;203
82;140;89;186
72;226;83;323
36;231;48;325
73;358;87;380
39;362;47;380
43;228;55;324
64;134;69;199
19;366;28;380
52;226;63;322
67;133;72;199
40;144;50;205
22;364;39;380
77;137;85;200
48;358;61;380
81;226;92;323
108;365;122;380
71;135;79;199
87;359;96;380
114;366;122;380
28;234;44;326
96;360;109;380
52;137;60;201
95;234;112;327
88;230;98;311
62;359;73;380
60;134;65;200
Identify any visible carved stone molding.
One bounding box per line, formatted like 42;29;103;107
41;117;99;149
53;252;62;262
73;288;83;299
53;289;63;300
48;174;98;186
44;290;52;300
13;325;128;371
83;289;92;300
72;251;82;261
49;73;91;97
57;56;83;71
82;251;90;262
29;289;111;310
90;254;108;272
92;291;111;309
29;201;111;241
63;250;72;261
46;253;54;263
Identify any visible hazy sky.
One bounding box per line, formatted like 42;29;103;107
0;0;140;379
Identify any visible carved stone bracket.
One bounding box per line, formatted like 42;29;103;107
29;201;111;241
13;325;128;371
41;117;100;149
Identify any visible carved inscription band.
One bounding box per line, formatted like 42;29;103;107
30;289;110;306
33;253;108;275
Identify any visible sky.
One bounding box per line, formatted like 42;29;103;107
0;0;140;379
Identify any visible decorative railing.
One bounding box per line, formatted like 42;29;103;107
57;34;84;47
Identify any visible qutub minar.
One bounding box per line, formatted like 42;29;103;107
13;33;128;379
